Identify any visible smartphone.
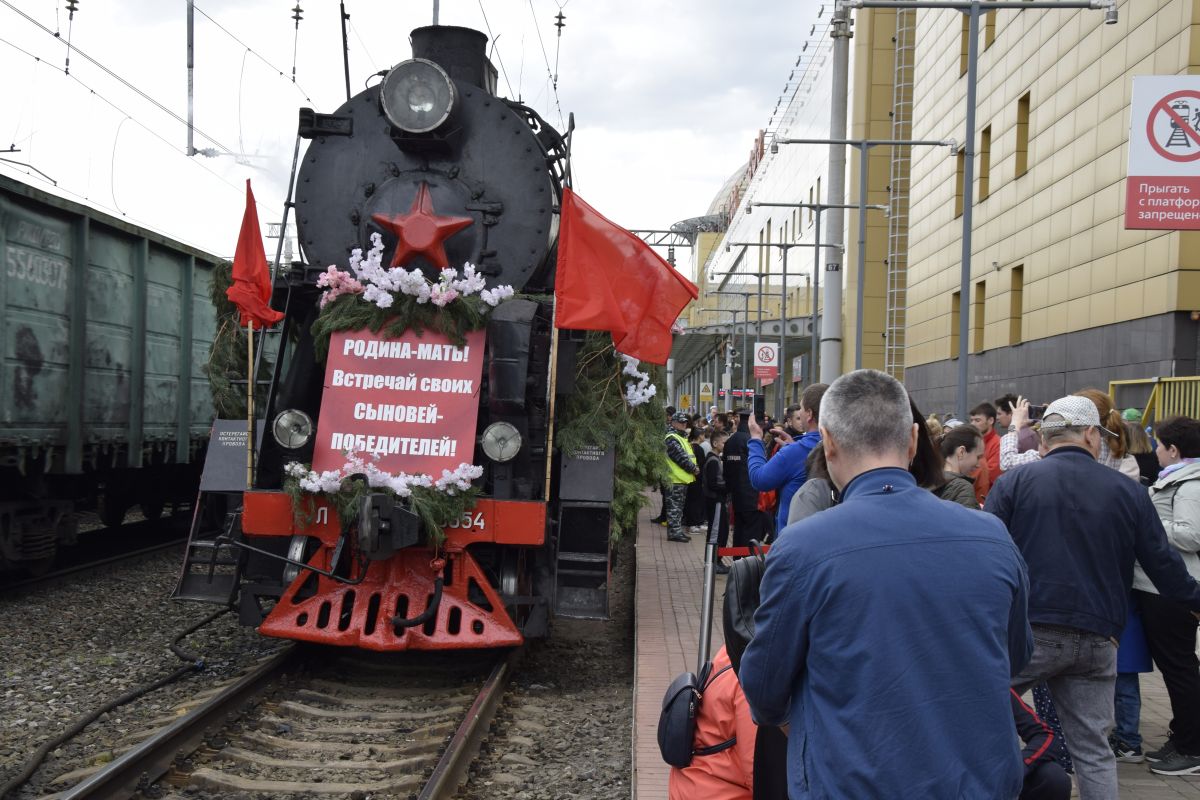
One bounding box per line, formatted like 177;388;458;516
1028;404;1047;421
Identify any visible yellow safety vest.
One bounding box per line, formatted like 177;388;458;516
665;432;696;485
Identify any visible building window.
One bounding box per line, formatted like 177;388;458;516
951;291;961;357
1009;265;1024;345
1015;92;1030;177
984;11;996;49
979;125;992;200
955;147;965;218
960;14;970;76
972;281;986;353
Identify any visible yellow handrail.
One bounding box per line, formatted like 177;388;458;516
1108;377;1200;425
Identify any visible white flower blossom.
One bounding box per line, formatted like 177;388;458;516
287;455;481;503
618;352;656;408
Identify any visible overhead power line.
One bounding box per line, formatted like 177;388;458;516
0;35;272;220
526;0;564;129
192;4;313;102
0;0;234;154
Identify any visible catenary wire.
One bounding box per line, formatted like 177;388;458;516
0;0;234;154
192;4;313;102
476;0;516;99
0;35;273;222
526;0;564;129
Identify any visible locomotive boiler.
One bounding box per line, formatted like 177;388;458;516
174;25;614;650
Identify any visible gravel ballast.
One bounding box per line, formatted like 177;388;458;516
0;547;285;799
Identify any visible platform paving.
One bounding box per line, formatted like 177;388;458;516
630;503;1200;799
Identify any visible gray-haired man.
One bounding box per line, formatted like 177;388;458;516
985;395;1200;800
740;370;1031;798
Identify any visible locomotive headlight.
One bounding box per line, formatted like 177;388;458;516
481;422;522;463
273;409;314;450
380;58;456;134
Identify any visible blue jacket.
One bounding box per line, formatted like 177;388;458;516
740;468;1030;799
747;430;820;531
984;445;1200;639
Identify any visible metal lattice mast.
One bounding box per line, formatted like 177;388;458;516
884;9;915;381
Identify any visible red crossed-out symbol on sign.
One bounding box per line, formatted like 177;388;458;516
1147;90;1200;162
757;345;775;362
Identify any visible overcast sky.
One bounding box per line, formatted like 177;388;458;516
0;0;821;266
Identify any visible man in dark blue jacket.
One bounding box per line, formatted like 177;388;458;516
746;383;828;533
985;394;1200;800
740;369;1031;799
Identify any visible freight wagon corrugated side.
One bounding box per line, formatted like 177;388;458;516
0;174;221;569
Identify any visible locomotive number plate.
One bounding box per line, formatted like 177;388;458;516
446;511;486;532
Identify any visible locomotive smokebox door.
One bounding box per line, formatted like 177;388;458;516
555;443;615;619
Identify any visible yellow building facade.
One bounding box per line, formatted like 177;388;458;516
904;0;1200;413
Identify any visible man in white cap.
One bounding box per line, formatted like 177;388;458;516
985;395;1200;800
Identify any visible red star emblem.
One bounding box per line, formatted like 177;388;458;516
370;182;474;270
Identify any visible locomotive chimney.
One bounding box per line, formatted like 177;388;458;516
410;26;498;95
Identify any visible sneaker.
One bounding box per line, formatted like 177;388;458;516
714;561;730;575
1146;738;1179;764
1109;736;1144;763
1149;750;1200;776
667;534;690;543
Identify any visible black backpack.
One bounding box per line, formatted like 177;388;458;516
657;661;735;768
722;541;768;674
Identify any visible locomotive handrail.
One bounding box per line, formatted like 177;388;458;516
214;534;370;585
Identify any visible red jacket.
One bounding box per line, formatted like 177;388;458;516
668;646;757;800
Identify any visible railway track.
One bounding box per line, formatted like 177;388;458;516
39;645;517;800
1;516;190;596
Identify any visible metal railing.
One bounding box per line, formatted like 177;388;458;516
1109;377;1200;425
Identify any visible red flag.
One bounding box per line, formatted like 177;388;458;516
554;188;697;364
225;180;284;328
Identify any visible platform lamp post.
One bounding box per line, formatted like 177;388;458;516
830;0;1116;416
724;242;822;420
767;138;955;372
694;305;751;410
711;290;759;398
747;200;888;382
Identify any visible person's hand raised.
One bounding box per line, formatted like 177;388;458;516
770;427;795;446
748;413;764;440
1012;396;1030;430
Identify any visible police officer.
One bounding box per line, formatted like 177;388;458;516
664;412;700;543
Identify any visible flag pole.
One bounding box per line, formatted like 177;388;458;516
247;318;255;488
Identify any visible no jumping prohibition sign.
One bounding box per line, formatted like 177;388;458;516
1146;90;1200;162
1126;76;1200;230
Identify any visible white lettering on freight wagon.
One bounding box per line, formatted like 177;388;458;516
6;247;68;289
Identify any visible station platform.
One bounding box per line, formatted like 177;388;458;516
630;504;1200;799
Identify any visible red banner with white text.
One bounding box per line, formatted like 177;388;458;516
312;328;486;476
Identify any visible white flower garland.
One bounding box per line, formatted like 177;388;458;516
285;452;483;498
318;232;515;311
619;353;657;408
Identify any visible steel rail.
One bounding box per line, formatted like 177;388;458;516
1;535;188;595
417;649;520;800
56;646;297;799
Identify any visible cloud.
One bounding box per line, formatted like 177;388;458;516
0;0;824;254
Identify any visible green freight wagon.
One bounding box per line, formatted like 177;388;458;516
1;174;221;570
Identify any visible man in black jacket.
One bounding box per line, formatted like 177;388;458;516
722;408;768;548
985;395;1200;800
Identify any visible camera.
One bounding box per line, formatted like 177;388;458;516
1028;404;1047;421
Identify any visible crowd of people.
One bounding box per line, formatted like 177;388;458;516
661;370;1200;800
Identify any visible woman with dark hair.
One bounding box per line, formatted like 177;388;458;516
937;426;984;509
684;427;709;532
909;397;947;492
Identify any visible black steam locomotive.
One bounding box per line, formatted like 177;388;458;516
174;25;614;651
